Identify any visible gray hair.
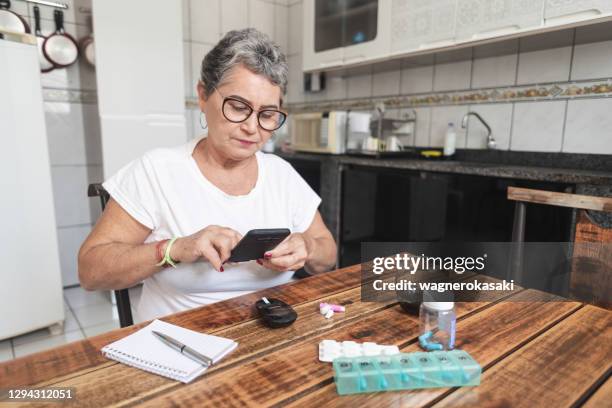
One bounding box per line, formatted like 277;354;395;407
200;28;288;101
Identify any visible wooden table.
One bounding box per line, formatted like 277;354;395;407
1;265;610;407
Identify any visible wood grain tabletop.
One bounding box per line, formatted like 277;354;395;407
0;264;610;407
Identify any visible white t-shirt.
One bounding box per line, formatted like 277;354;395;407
102;137;321;322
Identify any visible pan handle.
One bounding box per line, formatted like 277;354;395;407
0;1;9;11
34;5;43;35
53;9;65;34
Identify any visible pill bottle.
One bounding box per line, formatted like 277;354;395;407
419;302;456;351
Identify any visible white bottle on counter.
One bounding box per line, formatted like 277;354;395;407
443;122;456;157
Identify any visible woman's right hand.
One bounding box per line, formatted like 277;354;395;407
170;225;242;271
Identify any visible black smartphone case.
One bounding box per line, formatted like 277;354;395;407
254;298;297;328
228;228;290;262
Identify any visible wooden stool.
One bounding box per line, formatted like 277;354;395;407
508;187;612;308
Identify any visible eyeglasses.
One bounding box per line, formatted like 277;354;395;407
214;87;287;131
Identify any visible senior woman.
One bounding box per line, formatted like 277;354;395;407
78;28;337;322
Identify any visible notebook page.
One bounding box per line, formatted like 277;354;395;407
101;319;237;383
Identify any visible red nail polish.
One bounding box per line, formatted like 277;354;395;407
256;259;263;265
220;266;224;272
264;253;271;259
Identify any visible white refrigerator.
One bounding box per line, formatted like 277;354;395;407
0;33;64;340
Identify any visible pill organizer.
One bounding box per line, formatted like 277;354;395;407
319;340;400;362
333;350;481;395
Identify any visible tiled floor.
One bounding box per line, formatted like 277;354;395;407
0;285;141;362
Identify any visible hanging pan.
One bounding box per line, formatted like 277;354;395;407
79;34;94;67
33;6;54;73
0;0;31;34
43;9;78;68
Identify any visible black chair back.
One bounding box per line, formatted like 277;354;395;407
88;183;134;327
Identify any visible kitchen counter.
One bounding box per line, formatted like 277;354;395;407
276;151;612;185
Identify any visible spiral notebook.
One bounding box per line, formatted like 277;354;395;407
101;319;238;383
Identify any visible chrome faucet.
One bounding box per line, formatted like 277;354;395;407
461;112;496;149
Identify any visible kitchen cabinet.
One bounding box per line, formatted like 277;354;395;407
455;0;544;42
544;0;612;26
303;0;612;72
390;0;457;54
303;0;391;71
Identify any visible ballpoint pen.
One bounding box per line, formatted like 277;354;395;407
152;330;214;367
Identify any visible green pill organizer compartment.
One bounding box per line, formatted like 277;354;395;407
333;350;481;395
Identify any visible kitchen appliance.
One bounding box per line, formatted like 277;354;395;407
290;111;348;154
0;32;64;340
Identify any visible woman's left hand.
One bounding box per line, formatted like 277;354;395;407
257;233;312;272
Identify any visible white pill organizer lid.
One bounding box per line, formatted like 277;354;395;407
318;340;400;362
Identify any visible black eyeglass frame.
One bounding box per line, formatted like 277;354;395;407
215;87;287;131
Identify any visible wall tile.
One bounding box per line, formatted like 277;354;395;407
563;98;612;155
57;224;93;286
414;107;431;147
191;42;212;98
45;102;102;166
183;41;192;97
51;165;103;227
472;41;518;88
511;101;565;152
274;4;289;53
190;0;221;43
325;70;347;100
430;106;469;148
433;60;472;91
347;70;373;99
182;0;190;41
571;40;612;80
465;104;513;150
287;54;305;103
221;0;248;35
372;61;401;97
250;0;275;39
400;64;434;95
517;30;573;85
288;1;303;55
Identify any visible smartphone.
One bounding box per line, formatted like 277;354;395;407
227;228;291;263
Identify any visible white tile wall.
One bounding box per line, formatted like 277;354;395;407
372;61;401;97
465;104;513;150
325;70;348;100
433;60;472;91
57;225;93;286
414;107;431;147
190;0;221;44
347;68;373;99
288;1;302;55
563;98;612;154
430;106;469;148
471;54;517;88
274;3;289;52
45;103;102;166
191;42;213;97
400;64;434;95
517;31;573;84
249;0;275;39
51;166;103;227
221;0;248;35
287;54;305;103
511;101;566;152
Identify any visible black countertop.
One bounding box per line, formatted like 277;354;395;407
276;151;612;185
